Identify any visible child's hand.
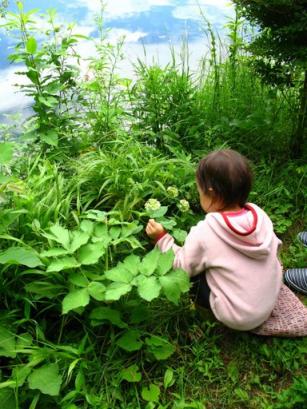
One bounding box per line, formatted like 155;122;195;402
146;219;165;240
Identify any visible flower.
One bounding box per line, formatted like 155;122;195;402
167;186;179;198
145;198;161;212
178;199;190;212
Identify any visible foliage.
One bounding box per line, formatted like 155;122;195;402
0;3;306;408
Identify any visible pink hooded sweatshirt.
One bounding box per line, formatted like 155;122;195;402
156;203;283;331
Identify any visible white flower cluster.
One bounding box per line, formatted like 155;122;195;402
167;186;179;198
145;198;161;212
178;199;190;212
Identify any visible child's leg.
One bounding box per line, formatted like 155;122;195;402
190;273;211;309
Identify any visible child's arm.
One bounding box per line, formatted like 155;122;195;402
146;219;206;277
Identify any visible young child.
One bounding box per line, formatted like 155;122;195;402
146;149;284;332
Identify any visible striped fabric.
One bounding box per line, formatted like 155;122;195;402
298;231;307;246
251;284;307;337
284;268;307;295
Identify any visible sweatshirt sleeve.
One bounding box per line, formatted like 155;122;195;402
155;223;207;278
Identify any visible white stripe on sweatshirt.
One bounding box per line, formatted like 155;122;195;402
156;203;283;331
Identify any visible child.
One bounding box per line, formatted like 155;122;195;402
146;149;285;332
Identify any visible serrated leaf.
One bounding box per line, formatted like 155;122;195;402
40;248;69;257
62;288;90;314
0;326;16;358
78;242;105;265
159;218;177;230
28;363;62;396
104;282;132;301
46;256;80;272
141;384;160;402
68;272;89;287
105;265;133;283
120;364;142;382
116;329;143;352
157;249;174;275
145;335;176;360
48;224;70;249
69;230;90;253
0;247;42;268
139;248;160;276
88;281;106;301
89;307;127;328
0;142;14;164
137;276;161;302
123;254;140;276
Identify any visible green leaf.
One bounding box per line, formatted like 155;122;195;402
69;230;90;253
139;248;160;276
163;368;174;389
159;275;181;305
78;242;106;265
148;206;168;218
116;329;143;352
26;37;37;53
68;272;89;287
157;250;174;275
88;281;106;301
0;326;16;358
141;384;160;402
41;130;58;147
38;95;58;108
89;307;127;328
104;282;132;301
46;256;80;272
28;363;62;396
159;218;176;230
120;364;142;383
145;335;176;360
0;247;42;268
168;269;190;292
80;220;94;235
137;276;161;302
0;390;15;409
12;366;32;387
105;265;133;283
123;254;140;276
0;142;14;164
109;226;121;239
172;229;187;243
40;248;69;257
62;288;90;314
48;224;70;249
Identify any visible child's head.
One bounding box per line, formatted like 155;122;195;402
196;149;252;212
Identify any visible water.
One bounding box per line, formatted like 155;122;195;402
0;0;234;116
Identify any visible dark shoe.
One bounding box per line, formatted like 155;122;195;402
284;268;307;295
297;231;307;246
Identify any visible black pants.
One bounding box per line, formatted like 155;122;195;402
190;273;211;309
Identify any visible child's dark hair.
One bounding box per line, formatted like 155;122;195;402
196;149;253;208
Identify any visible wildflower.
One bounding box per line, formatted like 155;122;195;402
167;186;179;198
145;198;161;212
178;199;190;212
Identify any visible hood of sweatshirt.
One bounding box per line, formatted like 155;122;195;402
206;203;280;259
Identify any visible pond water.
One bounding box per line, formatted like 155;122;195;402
0;0;234;115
